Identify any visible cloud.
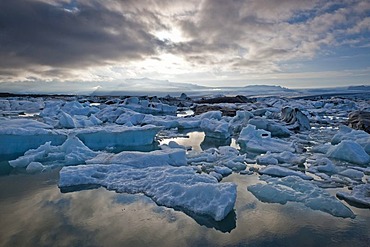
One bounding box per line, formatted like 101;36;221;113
0;0;369;85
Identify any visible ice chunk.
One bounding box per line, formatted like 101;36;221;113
248;118;290;137
315;158;337;173
337;184;370;208
87;148;187;167
187;146;246;172
327;140;370;165
9;135;98;170
339;169;364;180
59;165;237;221
229;111;254;133
58;111;103;128
248;176;354;218
0;118;66;156
75;125;161;150
122;97;177;114
256;155;279;165
26;162;44;173
259;165;312;180
115;111;145;126
237;125;296;153
331;126;370;154
199;110;222;120
260;151;306;166
200;118;231;139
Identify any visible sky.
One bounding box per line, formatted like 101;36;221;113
0;0;370;93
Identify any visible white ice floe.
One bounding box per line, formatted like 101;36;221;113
58;111;102;128
199;110;222;120
315;158;337;173
327;140;370;165
59;165;237;221
237;125;296;153
248;175;355;218
259;165;312;180
200;118;231;139
187;146;246;172
337;184;370;208
256;155;279;165
0;118;66;155
9;135;98;170
248;118;291;137
229;111;254;133
331;126;370;154
258;151;306;166
122;97;177;114
339;169;364;180
75;124;161;150
87;148;187;168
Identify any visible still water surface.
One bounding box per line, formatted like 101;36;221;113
0;132;369;247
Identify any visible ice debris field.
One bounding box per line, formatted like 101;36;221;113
0;92;369;221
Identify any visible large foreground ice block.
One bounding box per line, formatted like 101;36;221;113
237;124;296;153
0;118;66;156
248;176;355;218
75;124;161;151
59;165;237;221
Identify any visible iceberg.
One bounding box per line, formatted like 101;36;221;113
75;125;161;151
200;118;231;139
237;125;296;153
337;184;370;208
248;176;355;218
9;135;98;170
327;140;370;165
248;118;291;137
259;165;312;180
59;165;237;221
122;97;177;114
331;126;370;154
0;118;66;156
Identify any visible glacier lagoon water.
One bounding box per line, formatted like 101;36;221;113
0;132;369;247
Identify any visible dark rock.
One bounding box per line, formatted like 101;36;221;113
348;111;370;133
193;105;237;117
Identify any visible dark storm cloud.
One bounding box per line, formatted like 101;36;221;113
0;0;164;70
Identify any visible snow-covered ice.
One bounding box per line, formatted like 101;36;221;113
248;175;355;218
337;184;370;208
327;140;370;165
237;124;296;153
9;135;98;170
87;148;187;168
259;165;312;180
59;165;237;221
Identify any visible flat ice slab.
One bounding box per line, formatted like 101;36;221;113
337;184;370;208
248;175;355;218
238;124;295;153
59;165;237;221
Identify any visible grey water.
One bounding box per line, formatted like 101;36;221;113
0;132;369;247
